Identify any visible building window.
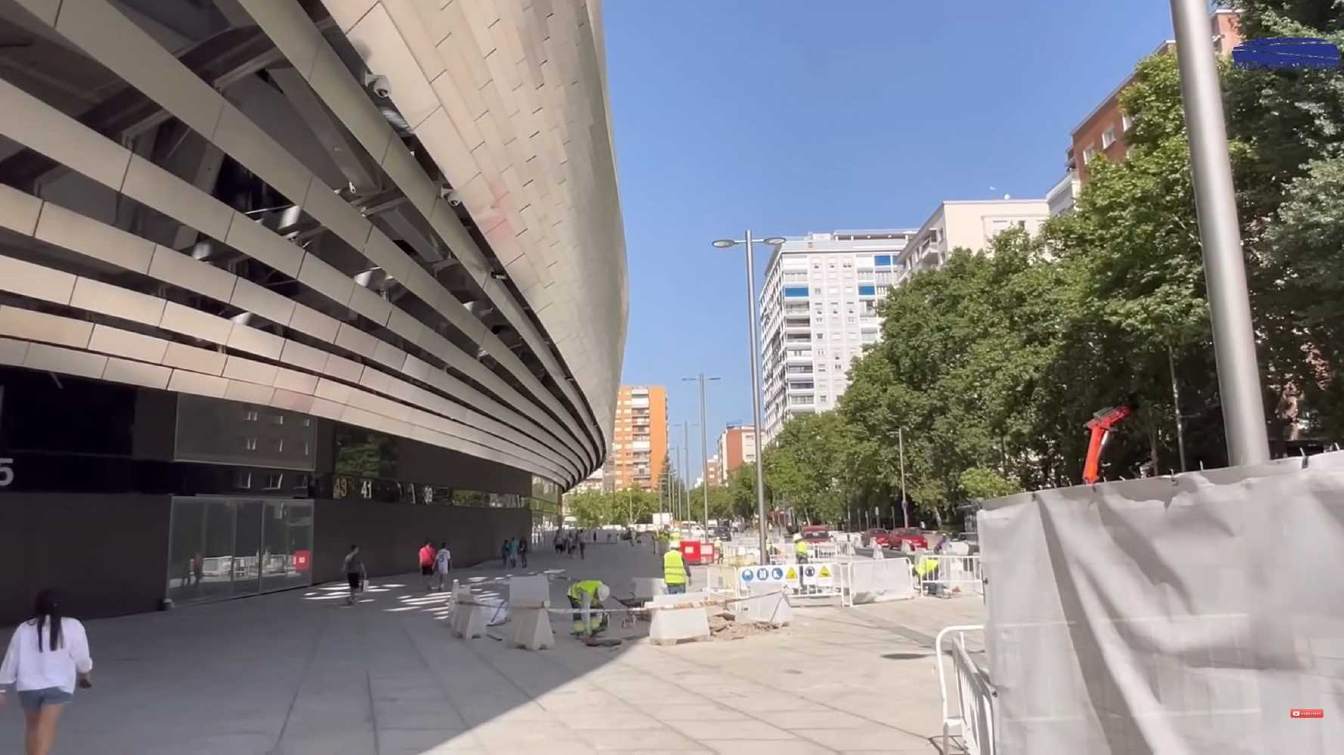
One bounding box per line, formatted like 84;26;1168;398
244;409;259;422
244;437;258;451
1102;127;1116;149
857;284;877;297
1083;145;1097;164
1122;113;1134;132
874;254;892;266
783;286;809;298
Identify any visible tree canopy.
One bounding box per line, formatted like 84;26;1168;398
746;1;1344;528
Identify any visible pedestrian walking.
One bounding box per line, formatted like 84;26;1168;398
1;589;94;755
434;542;452;591
343;545;366;605
578;536;586;560
501;539;510;568
518;537;528;568
419;539;436;591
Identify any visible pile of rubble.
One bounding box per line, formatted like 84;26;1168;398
708;611;780;641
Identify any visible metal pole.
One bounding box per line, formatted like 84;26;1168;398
698;375;711;529
1169;346;1188;472
1170;0;1269;466
681;423;691;527
898;427;908;528
744;230;770;564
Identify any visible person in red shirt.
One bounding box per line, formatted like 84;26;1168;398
418;540;436;591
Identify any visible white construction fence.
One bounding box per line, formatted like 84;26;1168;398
937;624;996;755
978;450;1344;753
700;558;917;606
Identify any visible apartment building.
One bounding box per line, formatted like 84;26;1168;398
1066;8;1242;185
705;455;723;488
897;200;1050;285
758;231;916;444
716;425;758;483
607;386;669;492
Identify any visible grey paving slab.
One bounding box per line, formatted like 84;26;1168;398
0;542;981;754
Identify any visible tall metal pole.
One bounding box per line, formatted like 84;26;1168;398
681;422;691;526
698;375;711;528
1170;0;1269;466
1168;346;1188;472
898;427;908;528
744;230;770;563
669;445;678;521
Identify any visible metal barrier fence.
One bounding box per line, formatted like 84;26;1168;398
937;624;996;755
920;554;983;596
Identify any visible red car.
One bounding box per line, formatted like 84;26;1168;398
800;525;832;543
888;527;928;551
863;528;892;548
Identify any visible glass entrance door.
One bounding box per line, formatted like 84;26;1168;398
167;497;313;604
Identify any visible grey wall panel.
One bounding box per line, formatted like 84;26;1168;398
70;278;165;327
0;183;42;236
0;77;132;189
0;494;172;626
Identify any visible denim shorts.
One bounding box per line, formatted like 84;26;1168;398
18;686;73;711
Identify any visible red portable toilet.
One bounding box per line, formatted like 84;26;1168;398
679;540;701;564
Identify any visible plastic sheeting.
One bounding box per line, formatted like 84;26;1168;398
845;558;917;604
979;452;1344;754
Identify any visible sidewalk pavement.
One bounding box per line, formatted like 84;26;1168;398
0;540;985;754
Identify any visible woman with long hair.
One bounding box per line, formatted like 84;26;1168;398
0;589;94;755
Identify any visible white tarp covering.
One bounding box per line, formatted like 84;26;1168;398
979;452;1344;754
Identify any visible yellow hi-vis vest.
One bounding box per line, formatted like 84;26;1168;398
663;549;688;585
568;579;603;602
795;539;809;556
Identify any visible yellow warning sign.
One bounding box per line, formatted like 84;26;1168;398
818;565;831;578
785;567;797;580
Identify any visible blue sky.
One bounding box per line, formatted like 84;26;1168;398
603;0;1174;480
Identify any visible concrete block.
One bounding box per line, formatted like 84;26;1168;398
508;607;554;651
648;592;711;645
632;577;666;601
508;575;549;608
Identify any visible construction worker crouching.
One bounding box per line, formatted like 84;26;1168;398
793;533;809;564
567;579;611;637
663;543;688;595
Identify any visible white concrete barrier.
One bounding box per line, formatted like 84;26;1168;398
632;577;667;601
451;582;487;639
648;591;711;644
508;575;554;650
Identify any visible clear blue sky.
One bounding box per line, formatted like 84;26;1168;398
603;0;1174;480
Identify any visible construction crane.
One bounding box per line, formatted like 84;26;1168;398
1082;405;1132;485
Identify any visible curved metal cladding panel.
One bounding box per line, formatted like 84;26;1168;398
0;0;627;486
315;0;628;456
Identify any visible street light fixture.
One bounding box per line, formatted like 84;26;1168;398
682;374;721;530
711;231;786;564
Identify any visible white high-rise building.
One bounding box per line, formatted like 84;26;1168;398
897;199;1050;285
758;230;917;444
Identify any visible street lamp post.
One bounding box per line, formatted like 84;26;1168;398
898;427;908;528
668;445;678;520
683;374;720;530
713;231;786;564
1169;0;1269;466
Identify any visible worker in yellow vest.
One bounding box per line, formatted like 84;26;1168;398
567;579;611;636
663;544;688;595
793;534;809;564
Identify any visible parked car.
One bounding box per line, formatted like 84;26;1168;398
862;528;892;548
887;527;928;552
800;525;832;543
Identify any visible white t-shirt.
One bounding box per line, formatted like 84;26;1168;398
0;617;93;693
435;548;451;572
